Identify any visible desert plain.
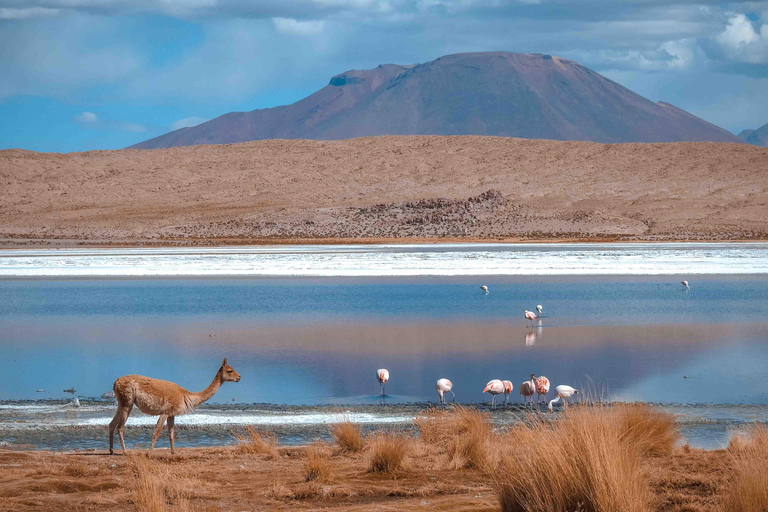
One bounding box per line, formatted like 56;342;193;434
1;136;767;247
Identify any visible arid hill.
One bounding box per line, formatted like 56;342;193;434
1;136;767;246
129;52;742;149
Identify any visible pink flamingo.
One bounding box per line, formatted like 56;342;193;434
436;378;455;405
483;379;505;409
519;373;536;407
535;375;550;403
524;310;538;326
502;380;513;406
548;385;579;412
377;369;389;396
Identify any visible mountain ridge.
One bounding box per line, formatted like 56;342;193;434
738;122;768;146
129;51;743;149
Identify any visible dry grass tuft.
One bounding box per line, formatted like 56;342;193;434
722;425;768;512
303;442;334;482
495;405;657;512
232;426;279;459
617;404;678;456
367;432;410;473
129;455;199;512
267;479;292;499
414;406;493;471
330;421;364;453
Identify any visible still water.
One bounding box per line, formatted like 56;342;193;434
1;244;767;450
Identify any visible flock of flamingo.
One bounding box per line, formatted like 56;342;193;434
377;368;578;413
377;280;691;414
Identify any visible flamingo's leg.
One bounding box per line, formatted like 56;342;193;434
451;391;455;403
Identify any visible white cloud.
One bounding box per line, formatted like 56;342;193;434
0;7;59;19
73;111;146;132
0;14;143;100
171;116;209;130
113;121;147;133
272;17;326;36
597;38;700;71
74;111;99;124
716;13;768;63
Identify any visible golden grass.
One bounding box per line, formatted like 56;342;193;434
303;442;334;482
367;432;410;473
495;405;667;512
330;421;364;453
722;425;768;512
130;456;193;512
414;406;493;471
617;404;678;456
232;426;279;459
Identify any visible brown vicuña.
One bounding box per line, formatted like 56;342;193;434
109;358;241;455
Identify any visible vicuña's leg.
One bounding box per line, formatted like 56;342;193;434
109;411;120;455
167;416;175;454
149;415;168;452
117;405;133;455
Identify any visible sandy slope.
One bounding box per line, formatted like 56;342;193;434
1;136;767;246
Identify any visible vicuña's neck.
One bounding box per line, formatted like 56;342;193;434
189;371;222;407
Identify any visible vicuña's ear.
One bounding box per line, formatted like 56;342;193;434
222;358;227;367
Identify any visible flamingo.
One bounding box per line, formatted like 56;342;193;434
519;373;536;407
524;310;538;326
536;305;543;316
483;379;505;409
681;280;690;289
535;375;550;403
377;369;389;397
436;378;455;405
480;285;489;294
548;385;579;411
502;380;513;406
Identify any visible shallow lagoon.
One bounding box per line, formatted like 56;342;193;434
1;243;767;450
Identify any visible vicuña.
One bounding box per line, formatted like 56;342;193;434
109;358;241;454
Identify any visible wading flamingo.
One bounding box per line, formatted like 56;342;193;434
109;358;240;455
524;310;538;326
483;379;505;409
502;380;513;405
436;378;455;405
519;373;536;407
535;375;550;403
536;305;543;316
480;285;489;294
548;385;579;411
681;280;690;289
377;369;390;396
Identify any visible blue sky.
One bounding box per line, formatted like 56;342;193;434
1;0;767;153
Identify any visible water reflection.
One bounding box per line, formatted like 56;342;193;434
525;325;543;346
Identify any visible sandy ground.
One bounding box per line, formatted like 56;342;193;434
0;443;729;511
1;136;767;247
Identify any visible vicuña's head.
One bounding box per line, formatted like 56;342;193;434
219;358;241;383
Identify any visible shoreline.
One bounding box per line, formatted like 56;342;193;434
2;236;767;250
